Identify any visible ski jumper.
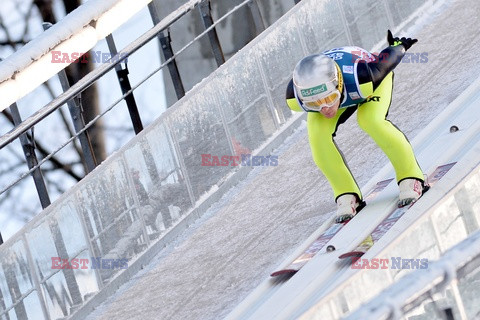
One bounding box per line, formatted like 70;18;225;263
286;46;424;201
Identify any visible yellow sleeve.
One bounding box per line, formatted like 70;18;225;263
286;97;303;112
359;81;374;98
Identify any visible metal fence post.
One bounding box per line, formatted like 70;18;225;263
199;0;226;67
43;23;98;173
159;30;187;101
105;34;144;134
248;0;266;36
9;102;51;209
148;3;186;101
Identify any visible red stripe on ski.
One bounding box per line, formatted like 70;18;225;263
338;251;365;259
270;178;394;277
338;162;456;261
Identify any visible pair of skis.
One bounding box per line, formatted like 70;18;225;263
270;162;456;277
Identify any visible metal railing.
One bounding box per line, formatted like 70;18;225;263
345;229;480;320
0;0;271;213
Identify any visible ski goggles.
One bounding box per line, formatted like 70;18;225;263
303;89;341;111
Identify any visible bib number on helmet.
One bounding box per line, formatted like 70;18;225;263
325;52;344;61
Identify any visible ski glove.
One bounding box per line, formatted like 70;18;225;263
387;30;418;51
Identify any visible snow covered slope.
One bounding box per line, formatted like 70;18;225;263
228;72;480;320
84;0;480;319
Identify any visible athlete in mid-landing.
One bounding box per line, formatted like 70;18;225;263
286;30;428;223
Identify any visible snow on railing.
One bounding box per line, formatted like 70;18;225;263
345;229;480;320
0;0;154;112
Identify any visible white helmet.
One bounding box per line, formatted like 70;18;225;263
292;54;342;111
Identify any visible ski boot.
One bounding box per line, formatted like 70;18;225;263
335;194;366;223
398;178;430;207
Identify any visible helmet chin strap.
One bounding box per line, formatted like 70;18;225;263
334;62;344;95
334;62;345;104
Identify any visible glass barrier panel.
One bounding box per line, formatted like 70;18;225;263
255;16;305;125
403;286;462;320
212;56;277;155
75;159;144;283
124;123;193;234
341;0;390;49
0;240;35;319
431;197;469;251
4;291;46;320
42;267;78;319
256;0;295;28
457;265;480;319
329;291;350;318
296;0;351;53
459;173;480;232
301;300;335;320
166;89;232;201
26;201;99;317
41;249;98;319
387;218;440;281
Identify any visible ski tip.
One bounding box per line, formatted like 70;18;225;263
338;251;365;259
270;269;297;277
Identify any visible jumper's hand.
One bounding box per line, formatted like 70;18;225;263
387;30;418;51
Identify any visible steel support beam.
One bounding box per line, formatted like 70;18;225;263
9;103;51;209
148;2;186;101
248;0;266;35
106;34;144;134
44;23;98;173
199;0;226;67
